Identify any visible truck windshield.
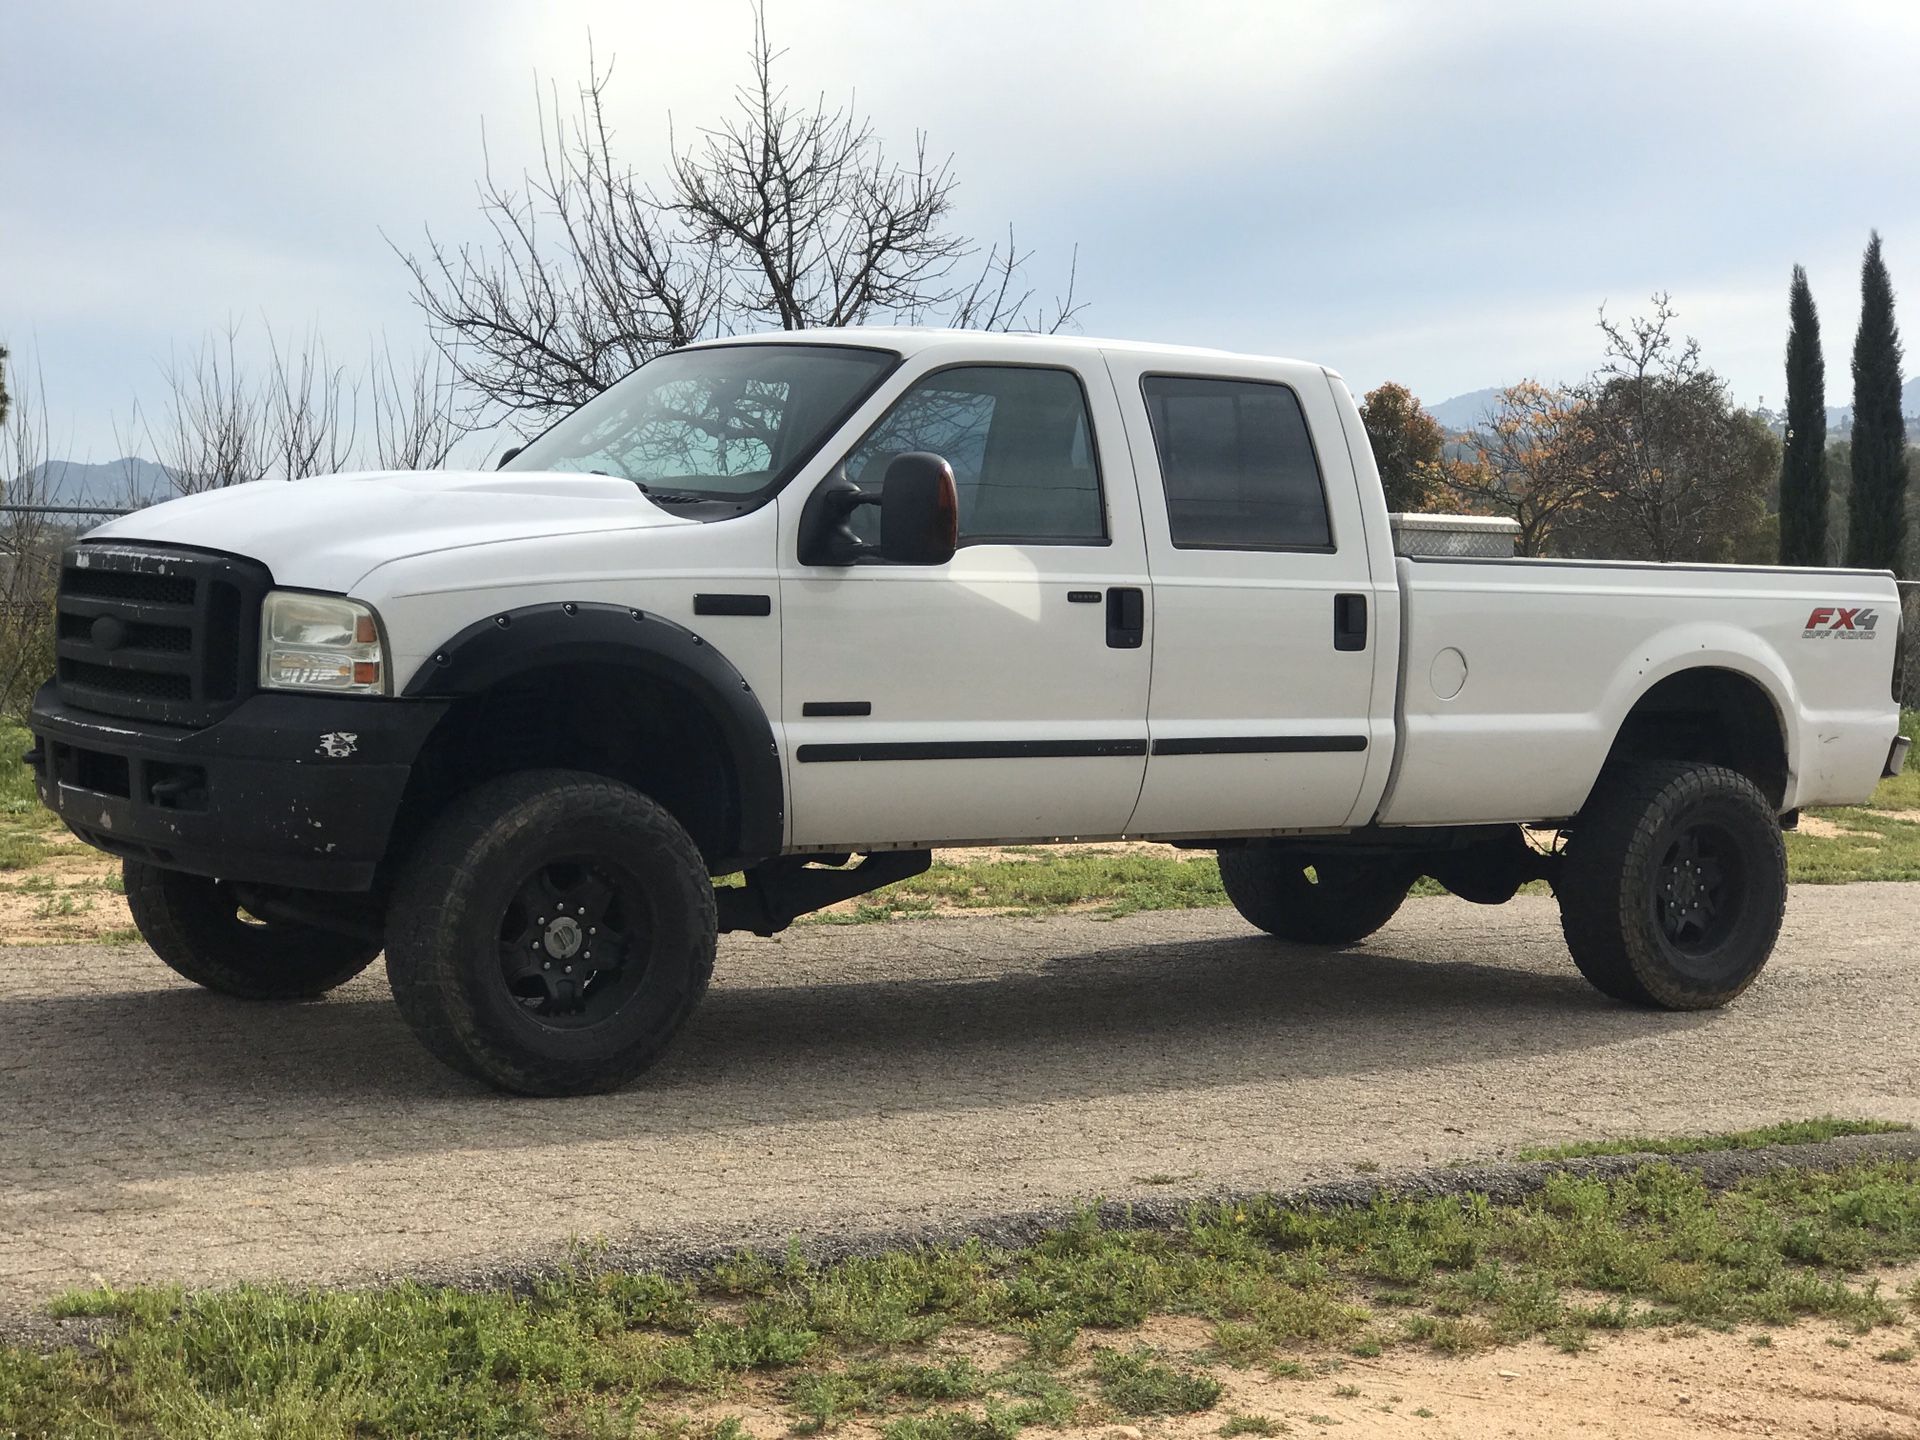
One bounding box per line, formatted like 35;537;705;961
500;342;899;501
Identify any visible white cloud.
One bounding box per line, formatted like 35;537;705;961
7;0;1920;458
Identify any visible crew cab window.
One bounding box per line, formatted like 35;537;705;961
843;365;1105;545
1141;375;1332;550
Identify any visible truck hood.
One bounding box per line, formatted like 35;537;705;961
86;470;694;593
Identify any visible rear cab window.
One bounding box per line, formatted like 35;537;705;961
1140;375;1333;551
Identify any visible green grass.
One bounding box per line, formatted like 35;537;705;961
11;1157;1920;1437
0;719;64;873
1516;1117;1911;1162
1786;808;1920;883
1788;708;1920;883
1091;1347;1222;1415
806;850;1233;923
1785;711;1920;880
1219;1415;1284;1437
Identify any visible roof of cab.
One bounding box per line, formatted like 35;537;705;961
684;325;1332;375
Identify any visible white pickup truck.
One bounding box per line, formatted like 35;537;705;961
28;330;1909;1094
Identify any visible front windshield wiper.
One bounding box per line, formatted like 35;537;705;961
629;478;711;504
584;468;713;505
583;474;706;506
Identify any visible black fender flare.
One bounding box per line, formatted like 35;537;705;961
402;601;783;862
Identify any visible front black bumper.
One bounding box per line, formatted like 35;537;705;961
27;683;447;891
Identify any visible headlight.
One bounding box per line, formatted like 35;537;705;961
259;592;388;695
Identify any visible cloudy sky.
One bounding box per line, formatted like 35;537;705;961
7;0;1920;464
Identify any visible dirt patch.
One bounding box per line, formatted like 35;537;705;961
0;841;131;945
644;1279;1920;1440
1169;1308;1920;1440
1798;814;1882;840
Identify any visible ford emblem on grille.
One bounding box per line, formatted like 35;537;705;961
90;615;127;651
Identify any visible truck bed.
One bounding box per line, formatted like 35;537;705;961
1374;555;1903;826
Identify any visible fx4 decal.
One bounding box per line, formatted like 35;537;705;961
1802;606;1880;640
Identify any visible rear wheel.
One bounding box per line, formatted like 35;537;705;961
384;770;716;1096
1217;850;1415;946
123;860;381;1000
1558;760;1786;1009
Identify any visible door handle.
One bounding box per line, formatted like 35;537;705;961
1334;593;1368;652
1107;587;1144;649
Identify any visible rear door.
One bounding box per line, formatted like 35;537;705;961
778;348;1154;849
1107;355;1388;836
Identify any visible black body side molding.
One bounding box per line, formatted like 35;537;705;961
1152;735;1368;756
797;738;1147;763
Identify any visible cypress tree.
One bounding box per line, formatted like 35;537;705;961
1846;231;1907;569
1778;266;1827;565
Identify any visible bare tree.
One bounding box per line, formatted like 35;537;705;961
399;4;1084;429
139;320;465;490
368;340;462;471
1441;381;1596;556
263;324;359;480
145;323;266;494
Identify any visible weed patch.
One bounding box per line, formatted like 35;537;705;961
1517;1117;1909;1162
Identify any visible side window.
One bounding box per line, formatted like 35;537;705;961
842;365;1106;545
1140;375;1333;550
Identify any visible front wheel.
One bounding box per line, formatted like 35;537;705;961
1217;850;1415;946
123;860;381;1000
384;770;717;1096
1558;761;1786;1009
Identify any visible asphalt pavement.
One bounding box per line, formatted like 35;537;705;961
4;885;1916;1323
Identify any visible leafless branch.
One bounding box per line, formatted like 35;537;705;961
0;351;66;716
399;2;1086;427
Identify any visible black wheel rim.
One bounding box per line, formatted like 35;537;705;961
1651;819;1747;965
497;858;652;1029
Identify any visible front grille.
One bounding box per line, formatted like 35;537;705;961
54;543;271;727
63;568;197;605
61;661;194;701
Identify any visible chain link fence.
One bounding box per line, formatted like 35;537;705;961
1900;582;1920;711
0;503;135;719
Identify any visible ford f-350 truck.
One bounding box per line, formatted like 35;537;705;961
27;330;1909;1094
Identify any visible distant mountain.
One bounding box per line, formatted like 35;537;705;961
1426;388;1504;433
1824;377;1920;435
9;458;172;511
1435;376;1919;441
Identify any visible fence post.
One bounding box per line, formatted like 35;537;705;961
1900;582;1920;711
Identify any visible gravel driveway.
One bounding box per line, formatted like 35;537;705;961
3;886;1917;1322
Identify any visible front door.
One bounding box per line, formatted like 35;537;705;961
778;352;1152;850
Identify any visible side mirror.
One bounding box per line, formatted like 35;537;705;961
876;453;958;565
797;452;958;566
496;445;523;470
